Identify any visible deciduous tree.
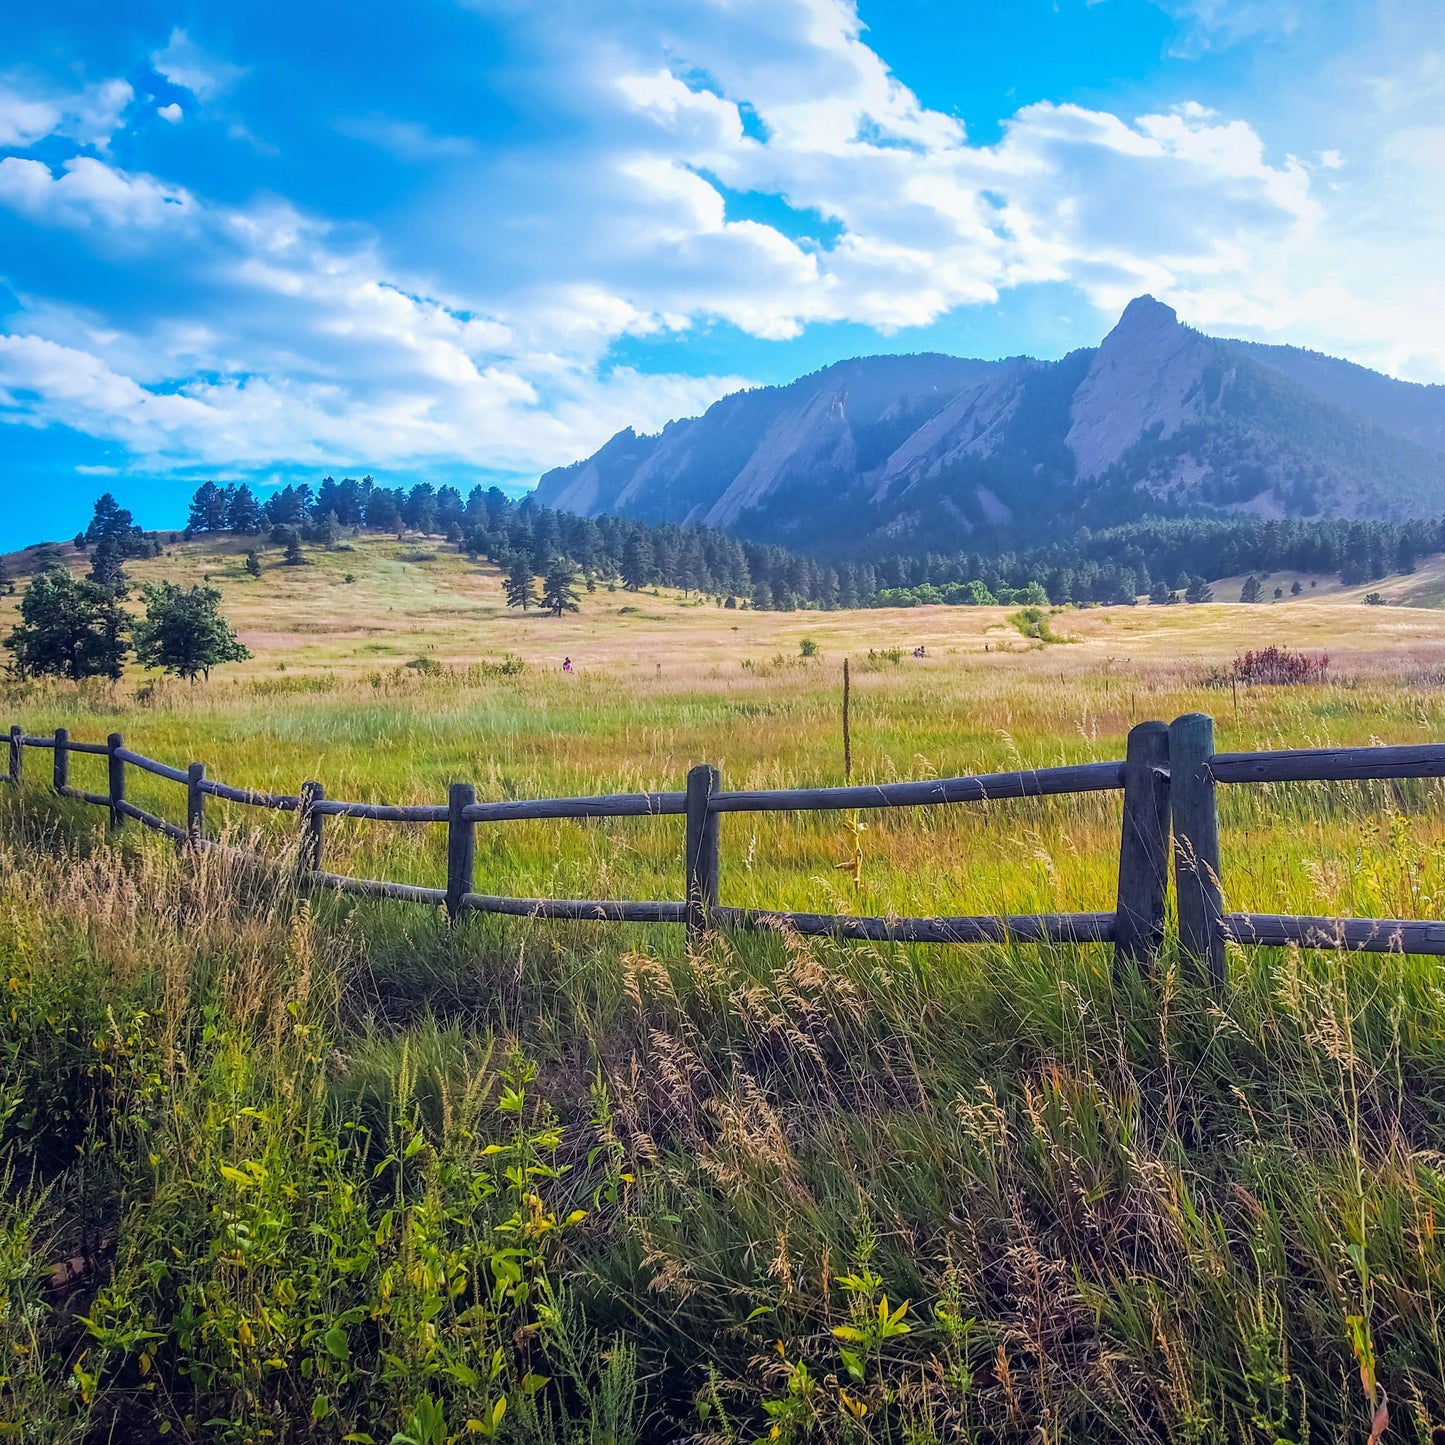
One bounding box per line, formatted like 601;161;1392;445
133;582;251;681
5;565;130;680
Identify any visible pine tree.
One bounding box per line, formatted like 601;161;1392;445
88;535;129;592
187;481;228;532
245;551;262;578
621;533;653;591
0;553;12;596
308;511;341;548
402;484;438;534
541;556;581;617
503;554;537;611
1240;575;1263;603
283;531;306;566
84;492;145;556
1184;575;1214;603
227;484;262;533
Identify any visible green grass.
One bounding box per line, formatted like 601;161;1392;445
4;800;1444;1442
5;545;1445;1440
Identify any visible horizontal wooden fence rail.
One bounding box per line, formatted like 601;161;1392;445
709;907;1120;945
6;714;1445;975
1210;744;1445;784
706;761;1126;814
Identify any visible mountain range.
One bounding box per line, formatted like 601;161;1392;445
535;297;1445;556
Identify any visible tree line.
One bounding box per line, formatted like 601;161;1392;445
862;515;1439;608
177;475;1440;610
179;475;863;610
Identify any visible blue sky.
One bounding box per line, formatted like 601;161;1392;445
1;0;1442;547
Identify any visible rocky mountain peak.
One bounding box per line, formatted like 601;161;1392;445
534;296;1445;552
1066;295;1208;481
1108;293;1179;338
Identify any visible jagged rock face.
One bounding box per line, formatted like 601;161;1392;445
535;297;1445;553
1066;296;1213;480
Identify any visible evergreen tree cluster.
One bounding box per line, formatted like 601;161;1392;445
867;515;1438;608
182;475;868;610
76;492;162;590
4;495;250;682
172;474;1445;612
187;476;476;542
459;491;840;610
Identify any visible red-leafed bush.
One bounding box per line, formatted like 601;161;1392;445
1233;646;1330;685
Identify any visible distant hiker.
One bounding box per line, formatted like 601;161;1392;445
562;656;574;673
913;645;926;658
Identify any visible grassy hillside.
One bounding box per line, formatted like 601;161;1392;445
1209;551;1445;608
4;529;1445;1442
4;529;1445;685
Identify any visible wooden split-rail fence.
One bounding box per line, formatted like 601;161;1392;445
7;714;1445;979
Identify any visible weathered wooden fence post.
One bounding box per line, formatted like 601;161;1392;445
186;763;206;848
53;728;69;793
8;725;22;787
298;781;325;874
685;764;721;947
107;732;126;830
1169;712;1225;987
1113;720;1171;975
446;782;476;923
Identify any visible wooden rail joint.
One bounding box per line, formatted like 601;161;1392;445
186;763;206;849
1169;713;1226;988
53;727;69;793
446;782;477;924
1113;721;1172;977
298;781;325;875
106;732;126;831
685;764;721;947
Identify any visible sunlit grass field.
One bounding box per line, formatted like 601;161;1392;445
4;534;1445;1442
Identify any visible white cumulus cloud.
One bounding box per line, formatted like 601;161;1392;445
0;156;192;230
0;75;132;149
150;29;246;103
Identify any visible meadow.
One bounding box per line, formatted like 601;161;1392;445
4;534;1445;1443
